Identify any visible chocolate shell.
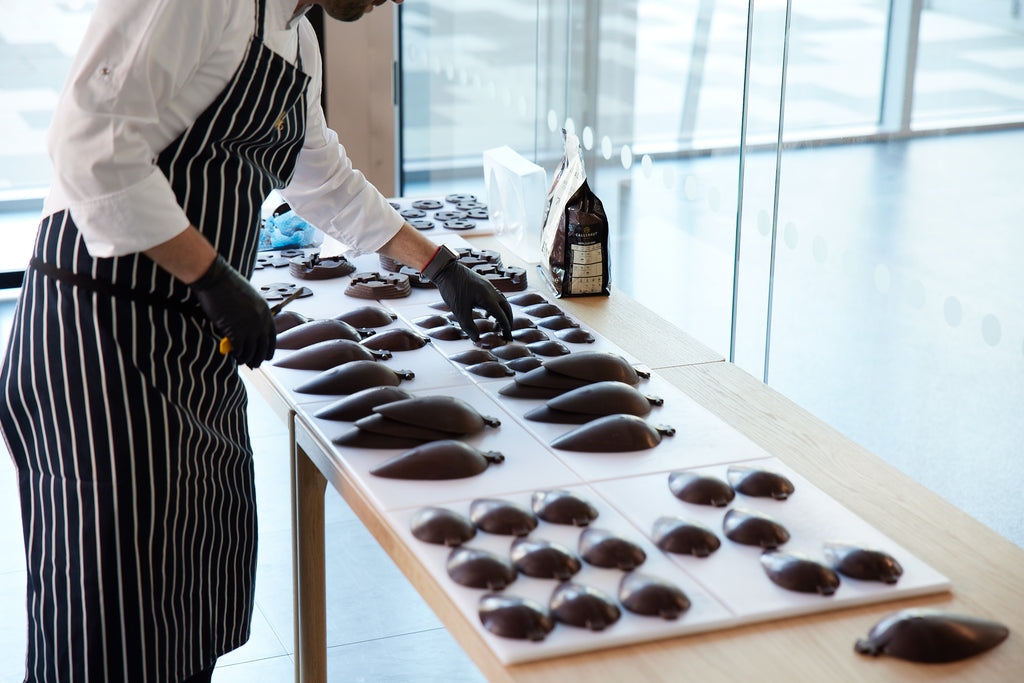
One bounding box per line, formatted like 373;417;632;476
332;429;425;449
474;332;508;349
522;405;593;425
510;328;548;344
549;583;620;631
353;414;452;441
556;328;596;344
294;361;413;395
542;351;648;384
497;383;564;400
448;349;499;365
722;508;790;549
466;361;515;378
274;310;310;333
273;339;389;370
509;537;581;580
478;594;554;641
510;316;537;330
652;516;721;557
490;342;534;360
823;542;903;584
289;253;355;280
618;572;692;620
578;528;647;570
334;305;396;328
512;367;591;391
447;547;518;590
312;385;413;422
372;395;500;434
550;414;674;452
369;440;504;480
522;303;563;318
531;490;599;526
537;315;579;331
413;314;451;329
546;381;662;418
506;356;544;373
668;471;735;507
507;292;547;306
277;319;368;349
727;465;795;500
854;609;1009;663
469;499;538;536
427;325;467;341
760;551;840;595
410;507;476;546
526;340;571;356
361;328;430;351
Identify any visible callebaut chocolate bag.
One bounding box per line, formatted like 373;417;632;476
539;130;610;298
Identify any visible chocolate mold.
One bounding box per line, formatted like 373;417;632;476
443;219;476;230
823;542;903;584
372;396;500;434
469;499;538;536
277;319;369;349
722;508;790;549
344;271;411;299
288;252;355;280
312;385;413;422
475;332;509;349
510;316;537;330
447;547;518;590
667;471;735;507
273;339;390;370
578;528;647;570
409;219;435;230
361;328;430;351
400;208;426;219
509;537;582;580
410;507;476;546
335;305;397;328
854;609;1009;663
618;572;692;620
542;351;648;385
435;210;468;222
550;414;675;452
445;193;477;204
549;583;621;631
760;551;840;595
727;465;795;500
652;516;721;558
369;440;504;480
478;594;554;641
497;383;564;400
531;489;599;526
294;360;413;395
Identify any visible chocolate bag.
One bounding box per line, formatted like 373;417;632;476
538;130;610;298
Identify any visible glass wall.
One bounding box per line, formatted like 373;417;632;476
399;0;1024;547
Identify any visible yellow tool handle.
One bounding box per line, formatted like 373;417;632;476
219;337;233;355
218;288;304;355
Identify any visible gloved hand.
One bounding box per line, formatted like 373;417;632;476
190;254;276;368
424;245;513;343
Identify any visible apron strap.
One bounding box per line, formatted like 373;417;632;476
255;0;268;40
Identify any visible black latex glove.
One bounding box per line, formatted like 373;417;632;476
190;254;276;368
424;245;513;343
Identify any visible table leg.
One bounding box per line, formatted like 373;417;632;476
293;434;328;683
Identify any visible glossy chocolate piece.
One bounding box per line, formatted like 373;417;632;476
506;356;543;373
413;314;451;329
546;381;662;418
513;367;590;390
507;291;547;307
446;547;518;590
510;327;548;344
448;349;499;365
722;508;790;549
274;310;310;333
294;360;414;395
260;282;312;301
542;351;647;384
312;385;413;422
334;305;397;328
332;429;425;449
427;300;450;311
523;405;592;424
277;319;367;349
556;328;596;344
467;361;515;378
469;499;538;536
473;318;496;334
549;583;620;631
353;414;453;441
531;489;599;526
509;537;581;580
478;594;554;641
510;316;537;330
761;551;840;595
288;252;355;280
498;383;563;400
618;572;692;620
522;302;563;318
410;507;476;546
525;340;571;357
652;516;721;557
273;339;388;370
344;271;412;299
372;395;500;434
427;325;467;341
361;328;430;352
854;609;1009;663
668;471;735;507
727;465;796;500
370;440;504;480
578;528;647;570
537;315;580;331
474;332;508;349
823;542;903;584
490;342;534;360
551;414;675;452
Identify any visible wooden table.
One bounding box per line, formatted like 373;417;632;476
245;239;1023;683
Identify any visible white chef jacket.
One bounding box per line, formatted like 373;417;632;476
43;0;403;258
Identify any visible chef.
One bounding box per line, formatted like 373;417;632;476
0;1;512;681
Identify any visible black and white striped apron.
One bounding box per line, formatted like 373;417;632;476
0;1;309;680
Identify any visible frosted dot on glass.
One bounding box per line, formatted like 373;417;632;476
812;235;827;263
873;264;891;293
707;186;721;212
981;315;1001;346
907;278;926;309
601;136;613;160
944;296;963;327
641;154;653;179
564;118;576;136
621;145;633;170
784;222;798;249
757;210;770;236
582;127;594;150
684;175;698;201
547;110;558;133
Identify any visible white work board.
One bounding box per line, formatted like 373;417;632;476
250;238;950;665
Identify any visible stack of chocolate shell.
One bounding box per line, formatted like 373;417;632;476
524;381;662;424
345;271;412;299
332;395;500;449
499;351;650;399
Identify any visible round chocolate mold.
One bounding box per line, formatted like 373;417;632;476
409;219;435;230
466;208;489;220
434;210;468;222
443;220;476;231
445;193;476;204
410;507;476;547
399;208;426;219
618;573;691;620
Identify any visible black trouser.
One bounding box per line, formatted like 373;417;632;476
182;661;216;683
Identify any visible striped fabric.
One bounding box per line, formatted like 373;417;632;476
0;0;309;680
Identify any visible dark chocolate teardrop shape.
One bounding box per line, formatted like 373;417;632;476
294;360;413;395
466;361;515;378
426;325;467;341
361;328;430;351
513;367;591;390
490;342;534;360
722;508;790;549
526;340;571;357
854;609;1010;663
446;547;518;590
369;440;504;480
652;516;721;557
273;339;388;370
478;594;554;641
335;305;396;328
332;429;425;449
618;572;692;620
549;582;620;631
578;528;647;570
555;328;595;343
727;465;796;500
448;349;499;365
413;314;451;329
274;310;310;333
823;542;903;584
312;385;413;422
760;551;840;595
509;537;581;580
668;471;735;507
551;414;674;452
542;351;644;384
506;356;544;373
469;499;538;536
510;328;549;344
498;382;564;400
546;381;661;418
372;395;500;434
277;319;366;349
523;405;591;424
522;303;563;318
507;292;547;307
410;507;476;546
531;489;599;526
353;414;452;441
